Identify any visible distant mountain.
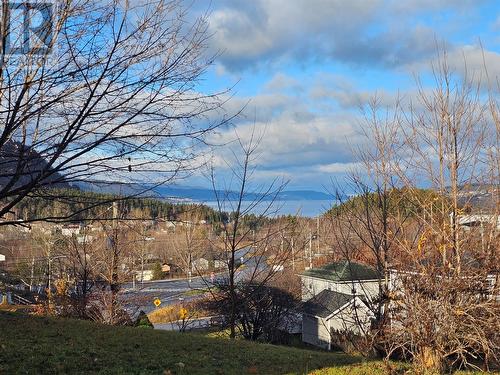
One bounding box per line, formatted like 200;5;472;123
73;181;335;202
0;141;70;190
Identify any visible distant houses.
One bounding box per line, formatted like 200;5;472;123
456;214;500;230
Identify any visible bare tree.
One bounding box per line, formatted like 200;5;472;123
318;51;499;371
322;97;412;354
0;0;231;226
205;131;298;339
381;52;500;372
63;227;96;318
355;53;498;371
168;210;206;278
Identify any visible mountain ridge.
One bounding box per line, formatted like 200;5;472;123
73;181;335;202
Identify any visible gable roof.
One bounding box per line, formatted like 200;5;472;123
302;290;356;318
301;260;380;282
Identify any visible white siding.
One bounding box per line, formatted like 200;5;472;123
301;276;380;302
302;314;331;349
302;298;375;350
328;298;373;335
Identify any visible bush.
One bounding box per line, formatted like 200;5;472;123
151;262;165;280
134;310;153;328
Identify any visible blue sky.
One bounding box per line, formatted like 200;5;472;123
186;0;500;191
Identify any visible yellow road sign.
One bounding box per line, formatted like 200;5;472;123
153;298;161;307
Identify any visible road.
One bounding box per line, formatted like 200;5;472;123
119;247;270;315
119;275;219;315
153;317;214;331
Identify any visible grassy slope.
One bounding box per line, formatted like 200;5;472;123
0;312;363;375
1;313;492;375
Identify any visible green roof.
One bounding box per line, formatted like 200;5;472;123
302;261;380;281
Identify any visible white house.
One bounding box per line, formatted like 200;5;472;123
456;214;500;230
300;260;380;302
136;269;154;281
302;290;374;350
60;224;82;236
192;257;209;271
300;261;381;350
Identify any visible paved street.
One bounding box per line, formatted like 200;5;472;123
119;248;270;315
119;274;224;314
153;317;214;331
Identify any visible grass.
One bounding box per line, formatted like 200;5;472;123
181;289;208;297
0;311;361;374
1;312;494;374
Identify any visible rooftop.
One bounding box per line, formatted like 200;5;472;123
302;290;357;318
301;260;380;282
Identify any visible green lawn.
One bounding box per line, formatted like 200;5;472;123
0;311;362;374
0;312;493;374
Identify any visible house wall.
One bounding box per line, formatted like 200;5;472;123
302;314;331;350
213;260;225;269
136;270;154;281
61;227;81;236
329;298;373;335
192;258;209;271
301;276;380;302
302;298;375;350
161;264;171;273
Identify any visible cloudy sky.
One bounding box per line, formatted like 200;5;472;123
187;0;500;191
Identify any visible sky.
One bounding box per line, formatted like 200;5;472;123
184;0;500;191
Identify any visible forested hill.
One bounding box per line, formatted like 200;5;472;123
9;188;222;223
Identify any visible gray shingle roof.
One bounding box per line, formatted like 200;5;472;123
302;260;380;282
302;290;355;318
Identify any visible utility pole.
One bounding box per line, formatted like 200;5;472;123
291;237;295;271
280;231;284;253
30;257;35;291
110;201;119;324
141;224;146;287
316;216;320;255
308;230;312;269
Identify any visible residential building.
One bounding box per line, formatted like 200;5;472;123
302;290;374;350
300;261;381;350
300;260;380;302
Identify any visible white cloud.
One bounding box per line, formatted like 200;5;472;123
208;111;360;173
406;44;500;86
203;0;483;72
310;74;399;109
264;73;301;92
317;162;362;174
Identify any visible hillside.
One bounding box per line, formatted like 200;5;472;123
0;312;362;375
0;312;491;374
0;141;70;190
9;188;222;223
